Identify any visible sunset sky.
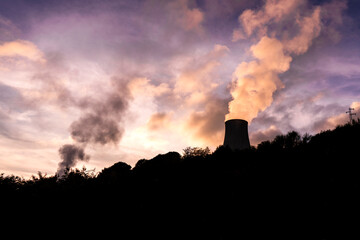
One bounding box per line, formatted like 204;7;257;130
1;0;359;177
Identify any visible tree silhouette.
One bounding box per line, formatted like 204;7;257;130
182;146;211;158
1;121;360;239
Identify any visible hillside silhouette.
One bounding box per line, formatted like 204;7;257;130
1;120;360;239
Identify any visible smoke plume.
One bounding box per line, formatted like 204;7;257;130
57;144;89;176
57;78;131;176
70;91;130;145
227;0;322;123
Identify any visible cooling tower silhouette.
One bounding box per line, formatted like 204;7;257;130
223;119;250;150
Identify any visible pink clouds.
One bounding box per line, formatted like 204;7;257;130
129;77;171;98
0;40;45;62
147;112;173;131
171;0;204;33
185;96;228;146
128;43;230;147
172;44;229;145
174;44;229;104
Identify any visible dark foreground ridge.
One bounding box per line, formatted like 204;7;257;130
2;121;360;239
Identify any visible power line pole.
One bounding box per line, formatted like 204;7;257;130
346;108;356;123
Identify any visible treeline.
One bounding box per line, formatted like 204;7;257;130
1;120;360;239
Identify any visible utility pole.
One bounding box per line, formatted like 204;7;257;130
346;108;356;123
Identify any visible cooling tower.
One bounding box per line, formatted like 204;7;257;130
223;119;250;151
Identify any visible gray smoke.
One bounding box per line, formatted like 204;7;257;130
70;89;131;145
57;77;132;176
57;144;90;176
70;113;122;145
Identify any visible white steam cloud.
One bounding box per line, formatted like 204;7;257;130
227;0;323;123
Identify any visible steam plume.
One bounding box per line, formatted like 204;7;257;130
226;36;291;122
227;0;322;123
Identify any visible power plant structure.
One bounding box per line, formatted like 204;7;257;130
223;119;250;151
